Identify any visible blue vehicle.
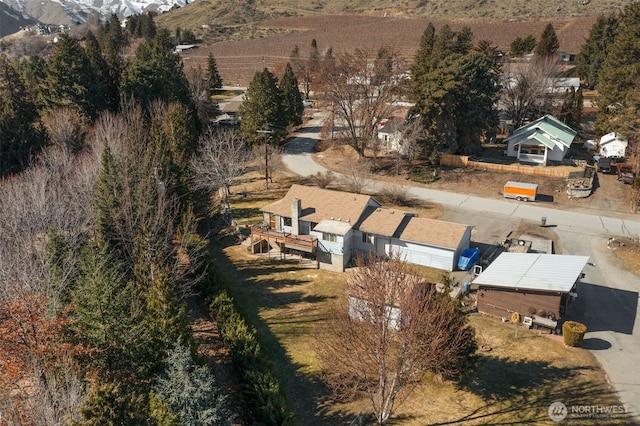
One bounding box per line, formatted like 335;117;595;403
458;247;480;270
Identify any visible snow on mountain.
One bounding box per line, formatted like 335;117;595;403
0;0;189;25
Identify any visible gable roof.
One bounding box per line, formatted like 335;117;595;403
473;253;589;293
357;207;409;237
505;114;576;150
378;117;405;135
600;132;628;146
261;184;380;225
396;216;471;250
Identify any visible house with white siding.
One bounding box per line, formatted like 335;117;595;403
504;114;577;165
252;185;472;272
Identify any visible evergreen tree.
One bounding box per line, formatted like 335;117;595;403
239;68;285;144
41;33;99;120
411;27;499;155
535;23;560;58
280;62;304;127
93;145;128;261
14;54;47;111
557;87;583;129
84;31;115;113
454;26;474;55
596;2;640;134
144;268;191;374
206;52;223;94
410;23;436;86
154;344;232;426
510;35;537;57
73;243;148;375
161;102;200;174
127;13;157;39
74;381;150;426
289;45;304;80
576;14;618;89
121;29;194;110
0;54;44;176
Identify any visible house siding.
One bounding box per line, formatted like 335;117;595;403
477;286;564;320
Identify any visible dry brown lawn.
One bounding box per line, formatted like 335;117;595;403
218;239;628;425
214;168;635;425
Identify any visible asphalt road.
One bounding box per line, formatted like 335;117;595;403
282;113;640;421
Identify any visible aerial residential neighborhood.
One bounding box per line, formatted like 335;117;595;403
1;0;640;424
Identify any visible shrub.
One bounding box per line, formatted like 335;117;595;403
407;166;440;184
378;184;411;205
209;292;295;426
562;321;587;347
310;170;334;188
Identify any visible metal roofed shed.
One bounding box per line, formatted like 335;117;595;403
473;253;589;329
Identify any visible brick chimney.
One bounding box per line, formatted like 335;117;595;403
291;198;301;235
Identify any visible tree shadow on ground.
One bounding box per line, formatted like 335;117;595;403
566;281;638;334
442;356;627;425
210;244;346;426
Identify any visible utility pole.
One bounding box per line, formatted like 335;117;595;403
257;128;273;189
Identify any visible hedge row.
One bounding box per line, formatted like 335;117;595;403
209;291;294;426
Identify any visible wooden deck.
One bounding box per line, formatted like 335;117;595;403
250;227;318;253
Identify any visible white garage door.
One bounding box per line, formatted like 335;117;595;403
394;246;454;271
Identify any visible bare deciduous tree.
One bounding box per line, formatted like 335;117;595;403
500;56;564;129
185;65;219;125
0;146;98;307
320;47;408;157
341;159;371;194
42;107;89;156
190;127;253;212
316;253;476;425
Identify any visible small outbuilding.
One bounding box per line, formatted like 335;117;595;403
473;253;589;329
599;132;628;159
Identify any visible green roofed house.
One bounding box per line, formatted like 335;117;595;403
504;114;577;165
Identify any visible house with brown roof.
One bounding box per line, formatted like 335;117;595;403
252;185;473;272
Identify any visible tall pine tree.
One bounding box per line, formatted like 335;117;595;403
280;63;304;127
239;68;285;143
41;33;99;120
411;25;500;155
576;14;618;89
534;23;560;58
0;54;44;176
206;52;223;94
121;29;194;110
595;2;640;134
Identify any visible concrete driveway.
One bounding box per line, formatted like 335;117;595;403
282;114;640;420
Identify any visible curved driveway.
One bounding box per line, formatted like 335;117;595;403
282;113;640;420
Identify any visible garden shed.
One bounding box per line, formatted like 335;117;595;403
599;132;628;159
473;253;589;328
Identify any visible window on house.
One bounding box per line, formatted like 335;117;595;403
322;232;338;242
283;217;292;227
362;232;374;244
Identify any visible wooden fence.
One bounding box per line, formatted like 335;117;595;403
440;154;573;178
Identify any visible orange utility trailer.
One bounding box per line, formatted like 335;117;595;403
503;181;538;202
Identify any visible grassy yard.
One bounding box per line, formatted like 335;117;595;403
213;243;626;425
211;174;628;425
